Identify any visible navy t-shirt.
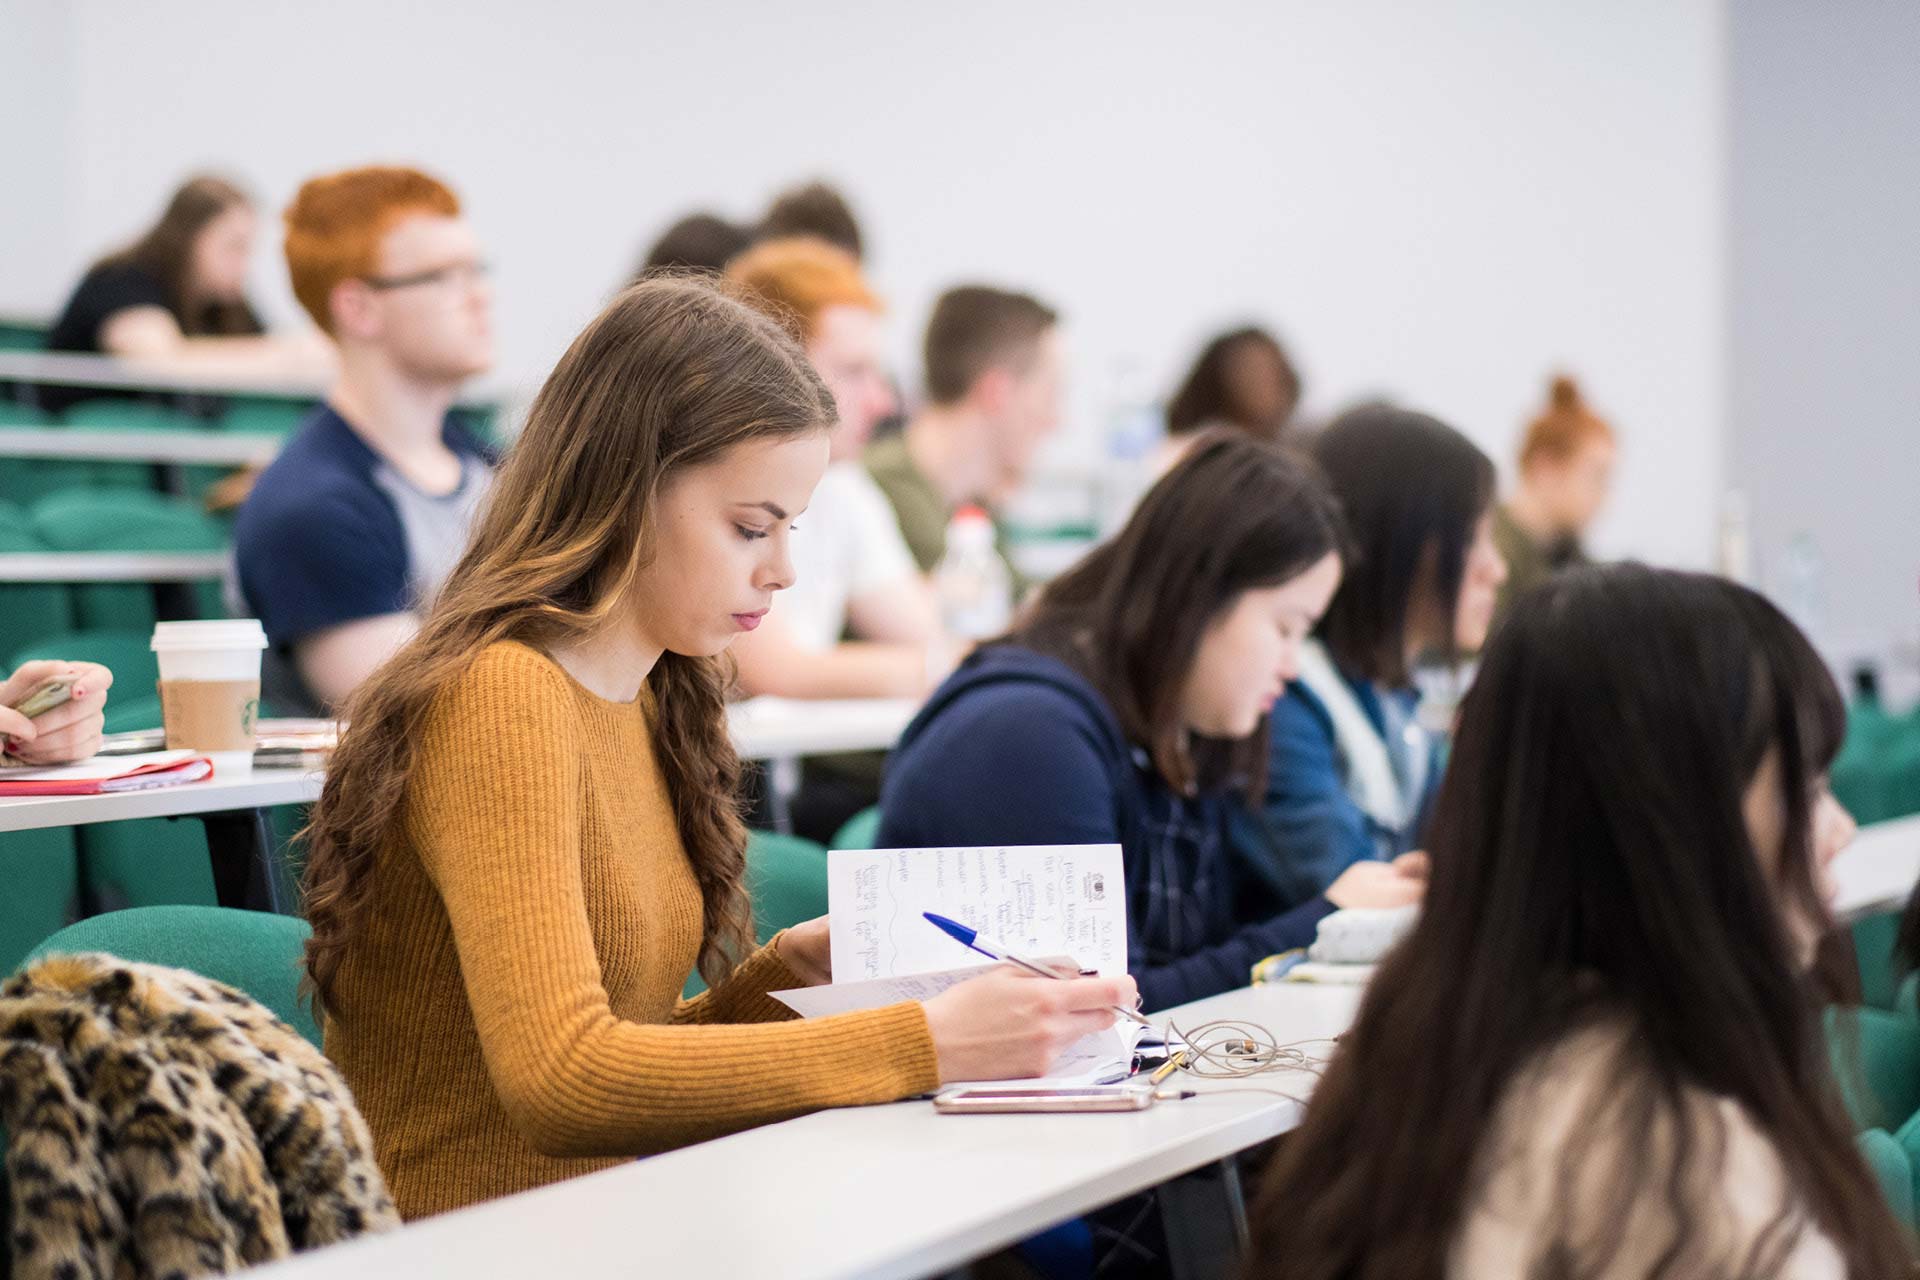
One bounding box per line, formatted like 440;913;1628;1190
233;405;496;713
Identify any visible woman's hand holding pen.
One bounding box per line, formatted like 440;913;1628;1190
921;967;1139;1084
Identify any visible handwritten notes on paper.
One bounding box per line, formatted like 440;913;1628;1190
826;844;1128;981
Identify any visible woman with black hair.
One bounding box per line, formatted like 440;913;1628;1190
878;432;1425;1014
1246;564;1907;1277
1229;402;1507;907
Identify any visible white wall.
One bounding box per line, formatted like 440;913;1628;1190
4;0;1726;566
1729;0;1920;679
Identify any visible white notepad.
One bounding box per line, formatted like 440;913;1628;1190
771;843;1143;1086
826;843;1128;980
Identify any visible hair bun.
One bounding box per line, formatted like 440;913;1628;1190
1548;375;1583;411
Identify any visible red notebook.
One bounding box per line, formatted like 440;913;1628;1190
0;750;215;796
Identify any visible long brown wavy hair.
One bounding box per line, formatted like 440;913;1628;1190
300;276;834;1015
98;174;264;335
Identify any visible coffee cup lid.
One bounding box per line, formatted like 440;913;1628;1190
151;619;269;652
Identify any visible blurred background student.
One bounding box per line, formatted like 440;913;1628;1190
44;174;333;409
1150;324;1302;478
1492;373;1618;618
724;237;948;703
1231;403;1507;909
758;179;865;261
633;211;754;281
233;165;496;716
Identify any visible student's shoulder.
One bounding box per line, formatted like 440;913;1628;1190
238;412;393;532
73;261;169;307
920;652;1120;756
428;642;580;731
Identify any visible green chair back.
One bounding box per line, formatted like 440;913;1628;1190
0;524;77;666
831;806;883;852
747;830;830;945
1856;911;1907;1012
9;627;161;702
30;487;228;627
0;828;80;974
22;905;318;1047
61;401;210;433
0;319;47;351
1859;1128;1917;1229
683;831;830;999
1828;1005;1920;1131
220;396;314;437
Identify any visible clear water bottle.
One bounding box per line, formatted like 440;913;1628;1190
1778;530;1826;645
935;505;1013;640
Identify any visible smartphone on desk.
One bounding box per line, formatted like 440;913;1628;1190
934;1087;1154;1115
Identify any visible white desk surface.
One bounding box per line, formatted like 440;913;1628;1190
0;766;323;833
0;349;334;399
0;700;916;834
1832;813;1920;922
727;695;919;761
0;550;229;582
254;981;1359;1280
0;349;510;405
0;423;281;465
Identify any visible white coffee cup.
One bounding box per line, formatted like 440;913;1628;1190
151;619;268;777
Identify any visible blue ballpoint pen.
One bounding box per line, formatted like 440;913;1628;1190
923;911;1153;1027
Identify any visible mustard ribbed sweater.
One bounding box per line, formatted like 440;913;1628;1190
324;641;939;1220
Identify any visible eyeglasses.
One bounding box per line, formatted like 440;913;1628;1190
363;259;492;292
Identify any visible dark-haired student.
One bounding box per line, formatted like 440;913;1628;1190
1228;403;1507;909
301;277;1132;1221
878;433;1426;1014
44;173;333;409
759;179;864;260
1149;325;1301;478
1247;564;1907;1278
633;211;752;280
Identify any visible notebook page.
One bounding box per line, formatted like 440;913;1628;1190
827;844;1127;981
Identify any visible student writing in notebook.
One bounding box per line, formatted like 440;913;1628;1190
297;278;1132;1221
878;433;1426;1014
1246;565;1908;1278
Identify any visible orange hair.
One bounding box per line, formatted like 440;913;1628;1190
724;236;879;343
284;166;461;333
1518;374;1615;470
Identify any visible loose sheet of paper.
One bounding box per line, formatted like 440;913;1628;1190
771;963;1141;1087
827;843;1128;980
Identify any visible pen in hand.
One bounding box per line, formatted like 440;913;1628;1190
923;911;1153;1028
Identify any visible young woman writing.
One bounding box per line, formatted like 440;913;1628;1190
298;278;1131;1220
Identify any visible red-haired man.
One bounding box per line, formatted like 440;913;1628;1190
235;166;495;714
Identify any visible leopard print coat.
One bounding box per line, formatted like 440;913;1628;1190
0;953;398;1279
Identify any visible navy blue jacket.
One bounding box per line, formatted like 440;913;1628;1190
1227;670;1438;911
877;645;1335;1012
